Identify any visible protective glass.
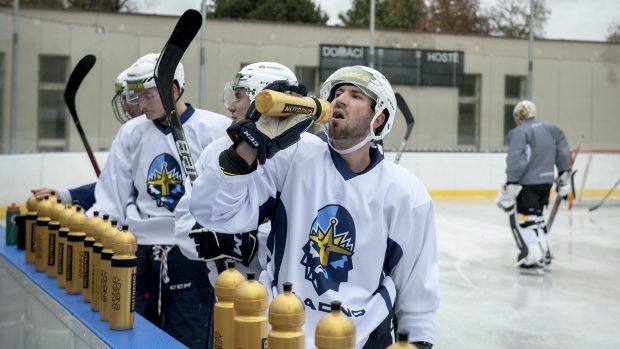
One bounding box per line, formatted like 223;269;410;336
222;82;250;109
127;87;161;105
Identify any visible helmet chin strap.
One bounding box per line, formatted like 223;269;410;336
328;132;372;155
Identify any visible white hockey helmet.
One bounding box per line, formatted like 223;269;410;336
513;100;536;126
320;65;396;140
223;62;297;108
125;53;185;102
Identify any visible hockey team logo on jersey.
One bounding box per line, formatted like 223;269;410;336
146;153;185;211
301;204;356;296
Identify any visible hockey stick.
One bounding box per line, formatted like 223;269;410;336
588;177;620;212
547;147;580;232
65;54;100;177
154;9;202;182
155;10;232;273
394;92;415;164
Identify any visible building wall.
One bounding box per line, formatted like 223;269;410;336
0;7;619;153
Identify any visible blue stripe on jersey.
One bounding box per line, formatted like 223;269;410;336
362;310;394;349
376;283;394;314
152;103;195;135
383;237;403;275
329;145;384;180
258;193;288;288
260;196;278;266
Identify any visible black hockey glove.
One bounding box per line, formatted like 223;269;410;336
189;223;258;267
413;341;433;349
226;81;314;165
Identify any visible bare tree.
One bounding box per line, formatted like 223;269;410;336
486;0;550;38
607;21;620;43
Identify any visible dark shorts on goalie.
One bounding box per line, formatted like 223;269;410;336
516;184;552;214
135;245;215;349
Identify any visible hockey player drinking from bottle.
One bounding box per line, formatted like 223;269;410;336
88;53;230;349
190;65;439;348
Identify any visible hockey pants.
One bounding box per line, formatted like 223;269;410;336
135;245;215;349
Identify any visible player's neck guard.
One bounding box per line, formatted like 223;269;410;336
328;132;372;155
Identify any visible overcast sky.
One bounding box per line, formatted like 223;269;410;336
130;0;620;42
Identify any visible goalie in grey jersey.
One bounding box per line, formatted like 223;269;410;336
496;100;571;275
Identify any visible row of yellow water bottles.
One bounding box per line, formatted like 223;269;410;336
17;193;137;330
7;194;417;348
210;258;417;348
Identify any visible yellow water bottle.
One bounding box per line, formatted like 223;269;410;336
100;220;119;321
46;199;64;278
234;272;268;349
109;224;138;330
92;214;111;311
268;282;305;349
82;211;103;302
24;195;39;263
56;203;75;288
214;261;245;349
66;207;87;295
35;196;53;272
315;301;356;349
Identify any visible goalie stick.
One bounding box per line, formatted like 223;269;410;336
154;9;202;182
394;92;415;164
547;147;580;232
65;54;100;176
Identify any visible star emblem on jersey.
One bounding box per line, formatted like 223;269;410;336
146;153;185;211
301;204;356;296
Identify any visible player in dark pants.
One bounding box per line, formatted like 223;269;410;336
497;100;570;275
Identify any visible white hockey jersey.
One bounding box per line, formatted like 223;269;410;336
89;105;230;245
190;133;439;348
175;136;270;286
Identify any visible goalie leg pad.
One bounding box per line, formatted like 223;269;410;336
510;211;545;267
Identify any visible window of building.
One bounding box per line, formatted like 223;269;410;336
457;74;480;147
504;76;525;144
0;52;4;153
295;66;318;96
38;55;69;152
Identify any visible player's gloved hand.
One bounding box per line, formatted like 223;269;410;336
556;171;571;200
496;184;522;213
413;341;433;349
189;223;259;267
227;81;315;164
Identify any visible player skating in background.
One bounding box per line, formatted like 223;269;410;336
190;65;438;348
175;62;300;288
87;53;230;349
31;67;142;210
496;100;571;275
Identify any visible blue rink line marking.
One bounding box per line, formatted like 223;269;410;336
0;226;186;349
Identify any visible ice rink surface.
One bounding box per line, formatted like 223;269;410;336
434;199;619;348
